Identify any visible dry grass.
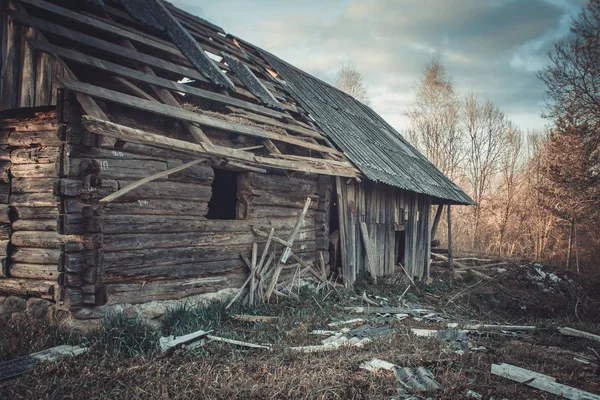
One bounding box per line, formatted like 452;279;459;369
1;264;599;399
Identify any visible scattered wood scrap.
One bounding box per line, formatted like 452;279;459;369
491;363;600;400
207;335;272;350
231;315;279;323
447;323;536;331
558;327;600;343
227;198;336;308
0;345;87;381
159;329;208;353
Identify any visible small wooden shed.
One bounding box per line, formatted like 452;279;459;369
0;0;474;315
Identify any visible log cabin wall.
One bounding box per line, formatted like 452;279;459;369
336;178;431;286
0;108;60;301
54;99;332;310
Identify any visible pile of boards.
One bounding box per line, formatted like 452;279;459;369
227;198;336;308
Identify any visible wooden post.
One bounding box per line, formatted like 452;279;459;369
447;205;454;289
430;205;444;241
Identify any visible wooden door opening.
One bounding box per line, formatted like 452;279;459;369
206;169;239;220
395;230;406;265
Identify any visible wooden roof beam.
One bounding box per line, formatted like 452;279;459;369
80;116;359;178
59;78;344;156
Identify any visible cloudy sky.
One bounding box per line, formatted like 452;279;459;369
173;0;586;132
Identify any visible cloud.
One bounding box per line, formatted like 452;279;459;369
171;0;585;132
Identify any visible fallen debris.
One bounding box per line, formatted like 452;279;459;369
558;327;600;343
207;335;272;350
327;318;364;327
159;329;208;353
230;315;279;323
396;367;443;394
491;363;600;400
0;345;88;381
359;358;396;372
446;323;536;331
288;336;371;353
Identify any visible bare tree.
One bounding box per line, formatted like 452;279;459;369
335;61;370;106
406;58;464;180
463;93;512;248
494;127;524;257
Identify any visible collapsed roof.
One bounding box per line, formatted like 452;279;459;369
2;0;473;205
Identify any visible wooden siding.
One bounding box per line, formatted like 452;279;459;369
1;4;65;110
336;179;431;285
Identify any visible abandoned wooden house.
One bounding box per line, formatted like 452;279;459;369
0;0;474;315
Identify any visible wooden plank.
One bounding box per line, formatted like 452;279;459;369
13;14;207;83
61;79;342;156
81;117;358;178
100;159;206;203
491;363;600;400
34;29;52;106
558;327;600;343
18;25;35;107
1;12;19;109
359;222;376;282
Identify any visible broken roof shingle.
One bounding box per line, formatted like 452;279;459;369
261;51;475;205
222;53;282;110
121;0;234;90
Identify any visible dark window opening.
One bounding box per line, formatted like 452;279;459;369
206;169;239;220
395;230;406;265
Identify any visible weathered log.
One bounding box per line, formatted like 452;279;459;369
0;162;10;183
251;190;319;209
250;172;319;193
100;159;208;203
0;204;10;223
11;247;61;264
13;219;56;231
11;231;101;249
103;199;209;216
0;184;9;204
0;278;55;298
65;158;167;179
0;240;9;258
10;192;58;207
99;214;316;234
0;146;10;161
106;274;247;304
104;260;245;281
12;206;58;220
10;163;57;178
11;177;55;193
250;206;324;220
112;180;212;201
103;230;317;251
7;130;62;146
0;224;11;240
55;178;119;198
8;263;58;280
59;214;100;235
103;243;318;271
10;146;60;164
